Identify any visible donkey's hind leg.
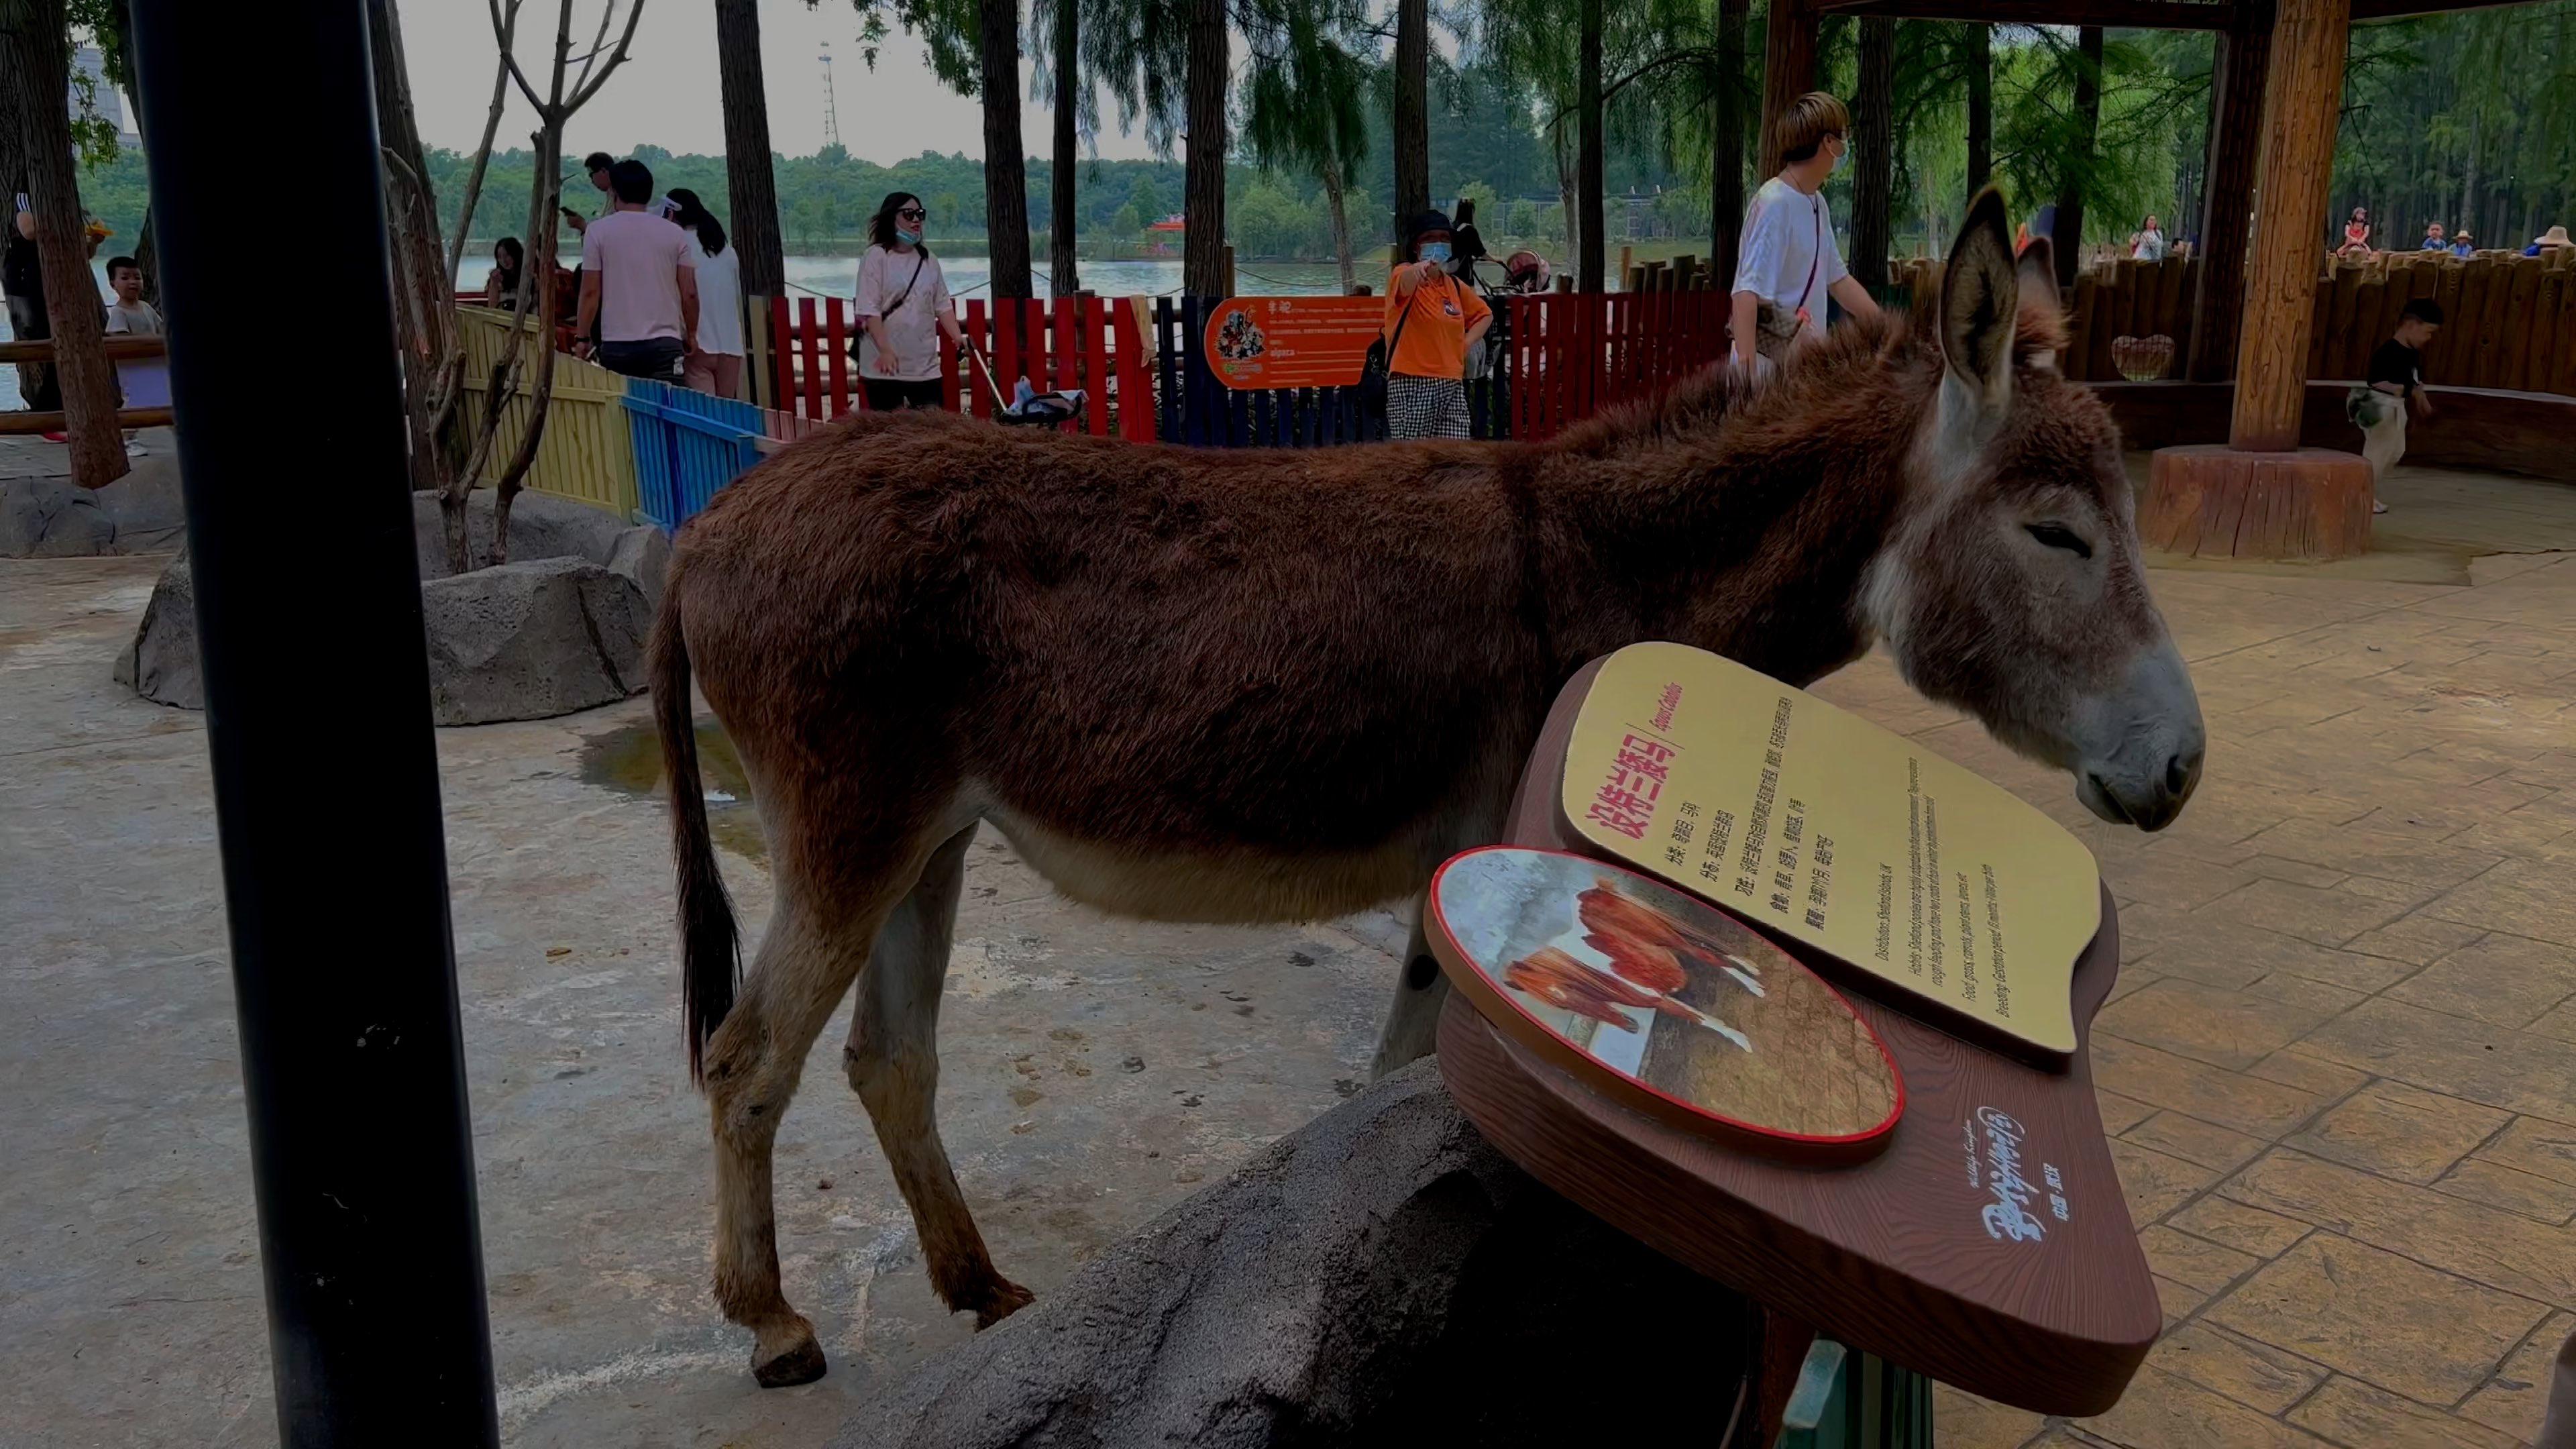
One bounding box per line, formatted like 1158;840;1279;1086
704;848;916;1387
844;822;1034;1327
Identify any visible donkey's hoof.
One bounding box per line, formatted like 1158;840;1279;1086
971;1276;1036;1330
751;1332;828;1388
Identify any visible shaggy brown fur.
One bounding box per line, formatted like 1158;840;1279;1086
649;190;2202;1387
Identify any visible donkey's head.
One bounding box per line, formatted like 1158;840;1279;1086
1866;191;2204;830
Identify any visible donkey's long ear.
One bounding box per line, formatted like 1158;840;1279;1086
2016;235;2065;372
1941;189;2021;423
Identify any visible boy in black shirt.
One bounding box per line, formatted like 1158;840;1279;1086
2351;298;2442;515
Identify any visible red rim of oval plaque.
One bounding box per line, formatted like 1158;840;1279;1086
1427;845;1907;1165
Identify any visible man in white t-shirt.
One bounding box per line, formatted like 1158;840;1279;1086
1731;91;1882;374
575;160;699;382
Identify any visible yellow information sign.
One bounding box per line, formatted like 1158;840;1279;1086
1560;642;2101;1063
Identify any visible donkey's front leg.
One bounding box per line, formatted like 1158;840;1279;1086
1367;907;1451;1080
704;901;874;1387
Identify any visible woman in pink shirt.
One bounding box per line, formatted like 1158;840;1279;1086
855;192;964;411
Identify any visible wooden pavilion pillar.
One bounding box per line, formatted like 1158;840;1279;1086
2186;0;2271;383
1758;0;1821;176
2142;0;2374;560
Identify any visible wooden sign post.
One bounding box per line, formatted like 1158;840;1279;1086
1434;649;2159;1419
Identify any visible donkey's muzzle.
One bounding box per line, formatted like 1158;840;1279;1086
2081;743;2202;832
2071;642;2205;833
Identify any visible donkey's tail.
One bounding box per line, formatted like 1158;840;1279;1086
650;595;739;1084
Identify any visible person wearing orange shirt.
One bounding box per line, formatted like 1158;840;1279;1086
1381;210;1493;439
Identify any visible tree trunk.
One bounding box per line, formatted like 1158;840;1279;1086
1851;17;1893;290
0;0;126;488
2458;112;2477;245
2055;25;2102;288
1181;0;1228;297
715;0;785;298
1556;125;1580;285
133;205;156;305
1712;0;1748;292
1050;0;1079;296
366;0;453;496
1758;0;1817;176
1394;0;1429;225
2230;0;2349;450
1965;24;1992;195
981;0;1034;301
1578;0;1605;292
2188;6;2266;382
1323;156;1354;295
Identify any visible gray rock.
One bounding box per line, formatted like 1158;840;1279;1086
412;488;645;580
1;475;116;557
113;553;202;708
0;429;186;558
606;524;670;612
419;557;653;725
833;1061;1755;1449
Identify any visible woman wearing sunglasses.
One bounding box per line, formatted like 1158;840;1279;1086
855;192;965;411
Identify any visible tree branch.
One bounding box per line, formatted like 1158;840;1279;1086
567;0;616;97
491;0;547;111
568;0;648;113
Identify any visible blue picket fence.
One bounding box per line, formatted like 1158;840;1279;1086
621;378;765;531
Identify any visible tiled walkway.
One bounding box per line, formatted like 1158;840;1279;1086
1809;474;2576;1446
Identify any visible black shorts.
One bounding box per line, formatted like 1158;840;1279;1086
863;376;945;412
596;337;685;380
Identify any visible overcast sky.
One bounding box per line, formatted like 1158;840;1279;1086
402;0;1163;164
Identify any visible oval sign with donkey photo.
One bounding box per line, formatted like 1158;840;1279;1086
1428;847;1904;1164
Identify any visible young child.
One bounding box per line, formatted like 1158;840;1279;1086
2349;298;2442;515
101;256;166;456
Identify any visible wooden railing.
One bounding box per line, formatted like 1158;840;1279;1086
0;333;174;435
1890;248;2576;395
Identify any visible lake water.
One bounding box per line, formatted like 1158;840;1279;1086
455;253;1358;301
1;255;1358;412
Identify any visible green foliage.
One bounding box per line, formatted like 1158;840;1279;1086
2333;1;2576;248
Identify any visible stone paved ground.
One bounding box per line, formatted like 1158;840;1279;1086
1826;531;2576;1446
5;464;2573;1447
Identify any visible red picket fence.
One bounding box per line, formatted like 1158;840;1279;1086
752;289;1732;447
763;293;1155;441
1504;290;1733;441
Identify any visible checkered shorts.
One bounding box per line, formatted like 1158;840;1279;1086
1387;372;1472;439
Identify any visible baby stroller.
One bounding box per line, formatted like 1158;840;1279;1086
961;339;1085;427
1496;250;1554;294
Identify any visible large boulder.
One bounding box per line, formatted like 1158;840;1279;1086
112;553;202;708
411;489;667;609
420;556;652;725
118;491;666;724
833;1061;1755;1449
1;431;186;558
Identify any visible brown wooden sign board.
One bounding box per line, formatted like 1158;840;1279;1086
1436;655;2159;1417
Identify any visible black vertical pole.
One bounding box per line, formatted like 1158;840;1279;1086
126;3;500;1444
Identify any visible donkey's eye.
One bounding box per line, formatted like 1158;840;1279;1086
2025;523;2093;559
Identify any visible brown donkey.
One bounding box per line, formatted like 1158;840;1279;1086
649;191;2204;1386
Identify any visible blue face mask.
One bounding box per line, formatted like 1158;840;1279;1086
1420;241;1452;264
896;227;922;246
1830;139;1848;174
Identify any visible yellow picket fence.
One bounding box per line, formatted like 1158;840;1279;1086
453;305;640;517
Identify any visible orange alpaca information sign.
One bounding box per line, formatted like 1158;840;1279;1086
1200;297;1387;389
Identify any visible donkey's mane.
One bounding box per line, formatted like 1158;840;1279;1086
1544;286;2072;460
1546;307;1931;458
